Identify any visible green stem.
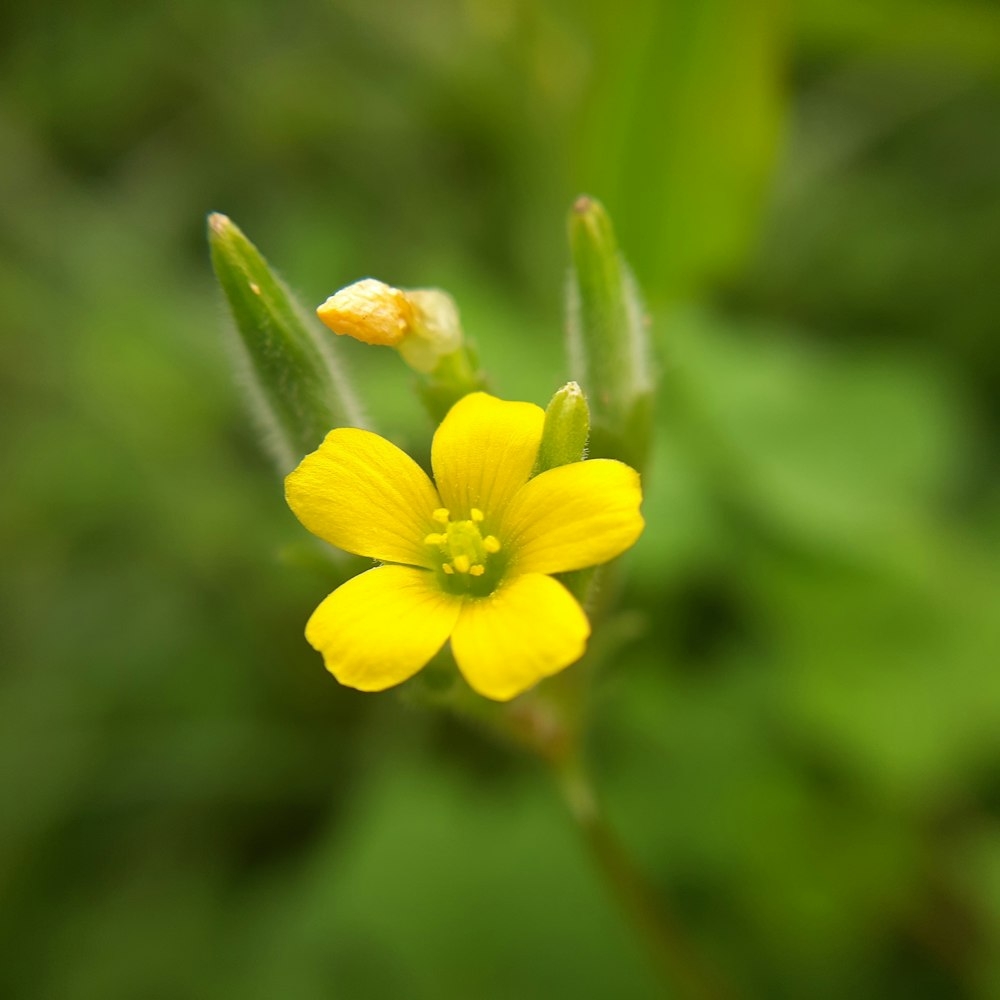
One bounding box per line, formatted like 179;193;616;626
415;344;488;422
554;757;734;1000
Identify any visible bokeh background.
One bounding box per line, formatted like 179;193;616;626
3;0;999;997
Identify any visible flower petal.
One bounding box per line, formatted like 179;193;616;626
306;566;461;691
450;573;590;701
286;428;441;567
502;459;644;575
431;392;544;522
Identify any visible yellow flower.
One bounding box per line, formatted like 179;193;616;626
285;392;644;701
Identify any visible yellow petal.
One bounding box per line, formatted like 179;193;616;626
431;392;544;522
286;428;441;567
450;573;590;701
316;278;413;346
502;459;644;575
306;566;461;691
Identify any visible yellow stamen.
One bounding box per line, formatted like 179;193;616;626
426;507;502;587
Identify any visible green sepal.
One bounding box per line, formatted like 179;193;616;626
534;381;590;474
207;213;365;472
567;196;653;472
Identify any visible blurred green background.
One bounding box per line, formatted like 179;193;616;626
3;0;999;997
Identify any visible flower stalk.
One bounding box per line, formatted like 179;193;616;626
553;755;734;1000
414;341;488;423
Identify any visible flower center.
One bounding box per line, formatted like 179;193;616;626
424;507;503;595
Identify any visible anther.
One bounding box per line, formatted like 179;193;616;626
452;554;471;574
424;533;445;546
442;563;455;574
470;508;484;522
470;564;485;577
483;535;501;553
432;508;450;524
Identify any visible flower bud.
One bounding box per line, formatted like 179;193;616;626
534;382;590;474
534;382;597;605
567;196;653;471
401;288;464;372
316;280;463;373
316;277;486;421
207;213;366;473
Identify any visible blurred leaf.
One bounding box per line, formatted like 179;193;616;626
797;0;1000;69
218;762;661;1000
568;0;787;299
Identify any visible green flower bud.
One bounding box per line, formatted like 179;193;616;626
208;213;365;472
567;196;653;471
534;381;590;474
533;381;598;605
